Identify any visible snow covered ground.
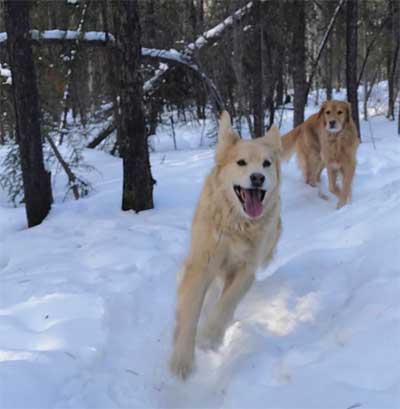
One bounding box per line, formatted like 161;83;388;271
1;98;400;408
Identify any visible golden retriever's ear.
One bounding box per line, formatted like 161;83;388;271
260;125;282;151
216;111;239;161
318;101;327;119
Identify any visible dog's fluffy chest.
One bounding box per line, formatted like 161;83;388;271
213;207;281;273
321;132;348;164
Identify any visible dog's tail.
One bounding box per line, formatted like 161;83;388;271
281;126;302;161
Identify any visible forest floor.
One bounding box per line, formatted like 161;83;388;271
1;91;400;408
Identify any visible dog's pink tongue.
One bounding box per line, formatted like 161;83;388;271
244;190;263;219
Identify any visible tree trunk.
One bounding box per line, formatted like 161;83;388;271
5;0;52;227
398;100;400;135
275;58;284;106
387;0;400;120
291;0;307;127
251;0;264;138
346;0;360;138
323;1;335;100
112;0;154;212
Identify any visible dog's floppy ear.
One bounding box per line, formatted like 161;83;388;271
318;101;327;119
216;111;239;162
260;125;282;152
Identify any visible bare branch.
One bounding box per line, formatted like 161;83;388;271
86;123;115;149
44;133;84;200
305;0;345;99
357;15;390;87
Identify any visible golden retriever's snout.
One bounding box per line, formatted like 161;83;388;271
326;120;341;133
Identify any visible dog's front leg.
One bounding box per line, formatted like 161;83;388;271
198;267;254;350
337;163;355;209
170;265;211;380
327;167;340;197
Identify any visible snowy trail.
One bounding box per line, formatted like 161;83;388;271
1;116;400;408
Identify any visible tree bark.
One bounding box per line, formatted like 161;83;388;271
398;100;400;135
275;58;284;106
387;0;400;120
112;0;154;212
305;0;345;102
291;0;307;127
346;0;360;137
5;0;52;227
251;0;264;138
322;0;337;100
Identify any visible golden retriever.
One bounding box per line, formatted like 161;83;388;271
170;111;282;380
282;100;359;208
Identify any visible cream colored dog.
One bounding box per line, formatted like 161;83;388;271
170;111;282;380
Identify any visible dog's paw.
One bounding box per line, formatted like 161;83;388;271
330;187;341;197
197;325;224;351
318;191;329;201
336;199;347;209
170;346;194;380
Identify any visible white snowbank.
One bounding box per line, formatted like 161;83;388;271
0;105;399;408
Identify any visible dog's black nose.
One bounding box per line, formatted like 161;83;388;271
250;173;265;188
329;120;336;127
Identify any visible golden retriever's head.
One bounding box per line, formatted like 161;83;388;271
215;111;281;220
318;100;352;133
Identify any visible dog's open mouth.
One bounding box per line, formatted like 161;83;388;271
234;185;266;219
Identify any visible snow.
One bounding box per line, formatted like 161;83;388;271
1;96;400;408
33;30;115;43
142;48;192;65
0;31;115;44
0;63;11;84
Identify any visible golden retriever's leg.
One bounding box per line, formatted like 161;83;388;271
297;151;310;185
315;164;329;200
307;156;322;188
198;269;254;350
170;267;211;380
337;163;355;209
327;167;340;197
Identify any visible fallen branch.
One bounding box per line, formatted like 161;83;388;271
44;133;85;200
0;30;114;46
86;123;115;149
143;2;253;94
185;2;253;55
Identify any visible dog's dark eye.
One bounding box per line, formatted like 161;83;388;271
337;110;343;115
326;110;331;115
263;159;271;168
237;159;247;166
